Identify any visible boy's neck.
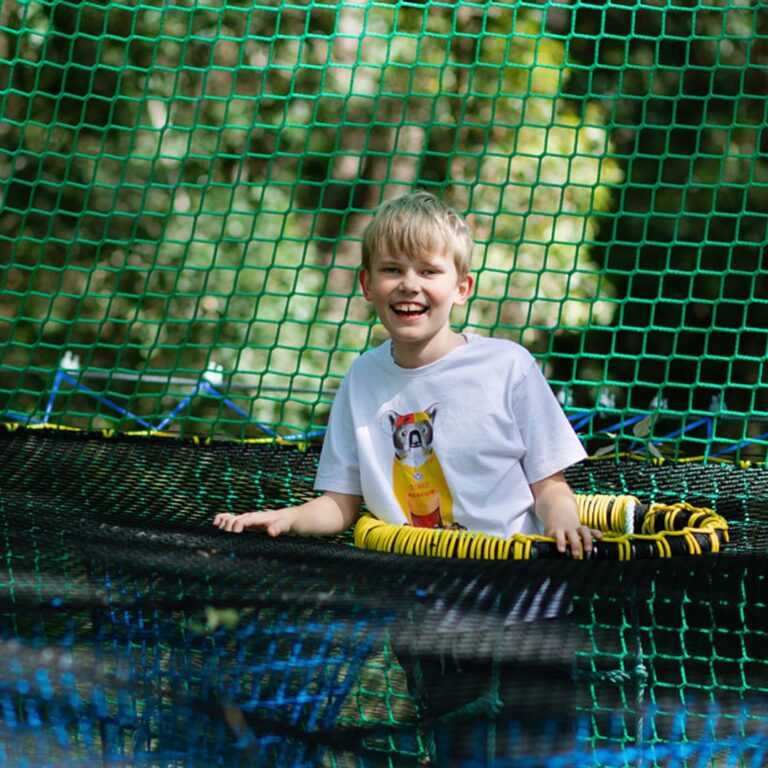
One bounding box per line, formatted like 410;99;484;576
390;329;467;369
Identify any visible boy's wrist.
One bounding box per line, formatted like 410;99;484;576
283;505;303;533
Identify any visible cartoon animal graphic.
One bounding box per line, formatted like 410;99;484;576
388;405;456;529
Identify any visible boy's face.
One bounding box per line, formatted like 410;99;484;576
359;250;473;364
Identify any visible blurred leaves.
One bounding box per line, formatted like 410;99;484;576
1;1;765;442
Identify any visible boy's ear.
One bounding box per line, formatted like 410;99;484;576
359;268;373;301
454;272;474;306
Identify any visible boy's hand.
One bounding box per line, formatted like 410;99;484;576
543;522;603;558
213;509;294;537
531;472;602;558
213;492;362;538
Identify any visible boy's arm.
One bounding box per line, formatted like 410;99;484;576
212;491;362;538
531;472;601;558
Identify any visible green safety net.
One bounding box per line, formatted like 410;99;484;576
1;0;766;456
0;425;767;767
2;5;768;766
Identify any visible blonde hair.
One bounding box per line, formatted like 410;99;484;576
361;191;473;276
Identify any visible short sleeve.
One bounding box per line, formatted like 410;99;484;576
513;359;587;484
313;376;364;496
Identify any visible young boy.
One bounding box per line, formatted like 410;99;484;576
214;191;597;556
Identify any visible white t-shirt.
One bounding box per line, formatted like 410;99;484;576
314;333;586;537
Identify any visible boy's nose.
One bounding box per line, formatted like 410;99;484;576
399;270;420;292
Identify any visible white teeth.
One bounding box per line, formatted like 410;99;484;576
393;303;425;313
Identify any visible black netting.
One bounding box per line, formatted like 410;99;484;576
1;428;767;767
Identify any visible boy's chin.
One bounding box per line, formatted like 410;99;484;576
388;330;431;346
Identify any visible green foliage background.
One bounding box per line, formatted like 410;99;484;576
1;1;766;451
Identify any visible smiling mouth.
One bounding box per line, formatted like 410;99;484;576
392;303;427;318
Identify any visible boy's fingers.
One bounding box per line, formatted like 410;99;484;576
214;511;290;536
548;526;604;557
222;515;244;533
213;512;251;533
212;513;233;529
567;530;583;558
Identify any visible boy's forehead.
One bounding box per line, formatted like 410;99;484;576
375;249;453;267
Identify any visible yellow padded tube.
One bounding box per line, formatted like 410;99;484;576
353;494;729;561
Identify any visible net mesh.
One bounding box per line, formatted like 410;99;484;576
1;1;767;455
2;2;768;766
1;426;767;767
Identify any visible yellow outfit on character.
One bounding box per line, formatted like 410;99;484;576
393;450;454;528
